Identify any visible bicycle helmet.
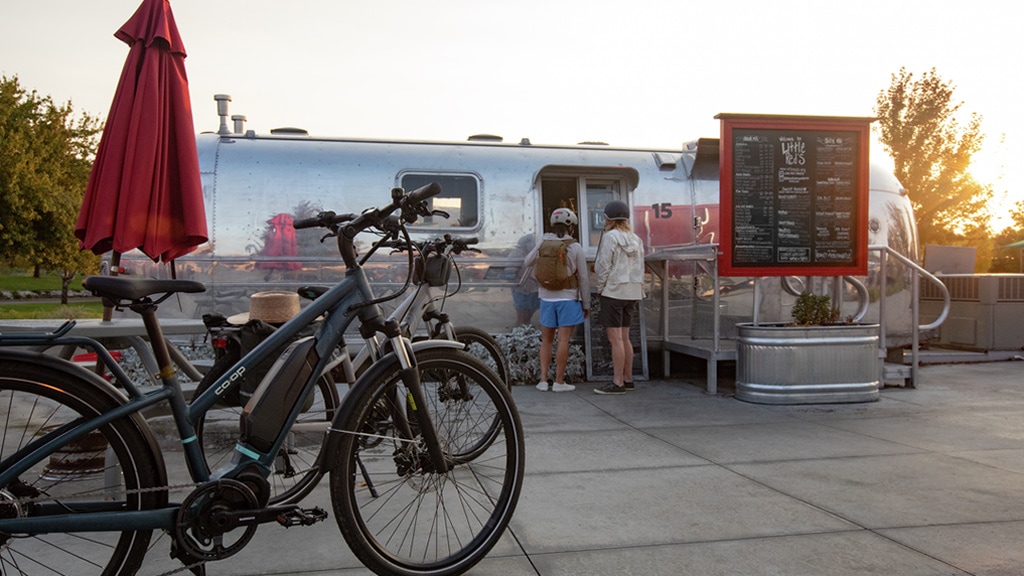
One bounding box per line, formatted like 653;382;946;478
604;200;629;221
550;207;578;227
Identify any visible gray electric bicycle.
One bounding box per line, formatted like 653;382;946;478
191;233;510;505
0;183;525;576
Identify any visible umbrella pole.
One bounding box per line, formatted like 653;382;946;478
103;252;121;321
171;260;186;313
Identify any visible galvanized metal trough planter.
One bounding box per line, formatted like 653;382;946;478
735;323;880;404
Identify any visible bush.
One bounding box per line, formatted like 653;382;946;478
790;291;842;326
495;324;586;385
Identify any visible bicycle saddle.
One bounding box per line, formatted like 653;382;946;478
83;276;206;301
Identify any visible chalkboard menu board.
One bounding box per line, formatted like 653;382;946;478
717;114;871;277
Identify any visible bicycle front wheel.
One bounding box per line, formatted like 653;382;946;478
0;358;165;576
329;348;524;576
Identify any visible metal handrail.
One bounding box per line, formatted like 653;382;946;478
644;243;952;390
869;244;951;387
869;245;950;330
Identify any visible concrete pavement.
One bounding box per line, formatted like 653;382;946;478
141;359;1024;575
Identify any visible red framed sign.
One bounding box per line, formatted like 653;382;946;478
717;114;872;277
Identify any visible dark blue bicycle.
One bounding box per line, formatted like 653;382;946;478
0;184;524;576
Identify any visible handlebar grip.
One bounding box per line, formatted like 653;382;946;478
292;214;325;229
294;212;357;229
460;237;479;245
407;182;442;204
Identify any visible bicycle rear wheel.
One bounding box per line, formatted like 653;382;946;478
329;348;524;576
0;358;165;576
193;349;340;505
453;325;508;386
452;326;509;461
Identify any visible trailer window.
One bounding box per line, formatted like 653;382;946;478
585;180;619;247
399;173;480;229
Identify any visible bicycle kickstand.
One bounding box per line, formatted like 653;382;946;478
356;454;379;498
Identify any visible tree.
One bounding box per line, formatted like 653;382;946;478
990;200;1024;273
874;68;993;267
0;75;102;299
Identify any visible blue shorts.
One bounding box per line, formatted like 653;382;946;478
539;299;585;328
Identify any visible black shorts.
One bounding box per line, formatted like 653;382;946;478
599;295;637;328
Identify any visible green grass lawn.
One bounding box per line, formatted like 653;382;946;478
0;272;97;319
0;301;104;319
0;274;86;293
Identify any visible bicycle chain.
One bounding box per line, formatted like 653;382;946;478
6;480;201;507
5;480;212;576
5;434;378;574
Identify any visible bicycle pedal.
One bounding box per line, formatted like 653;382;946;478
276;506;328;528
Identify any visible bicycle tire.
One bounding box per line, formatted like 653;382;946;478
193;349;340;505
453;325;508;387
0;358;165;576
451;326;510;461
329;348;524;576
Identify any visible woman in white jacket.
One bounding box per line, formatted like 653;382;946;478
593;201;645;395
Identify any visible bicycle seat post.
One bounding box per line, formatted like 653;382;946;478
132;301;175;381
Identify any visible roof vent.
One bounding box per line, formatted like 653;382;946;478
653;152;677;170
468;134;503;142
214;94;232;135
270;127;309;136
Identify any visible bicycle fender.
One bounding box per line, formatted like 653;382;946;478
0;348;130;402
350;338;465;376
0;348;168;479
410;339;466;353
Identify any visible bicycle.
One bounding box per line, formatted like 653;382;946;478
0;184;525;576
351;233;508;382
191;234;510;504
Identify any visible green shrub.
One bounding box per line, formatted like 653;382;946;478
790;291;842;326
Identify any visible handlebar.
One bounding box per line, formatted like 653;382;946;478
294;182;441;232
292;182;443;269
293;211;356;230
378;235;480;256
406;181;443;207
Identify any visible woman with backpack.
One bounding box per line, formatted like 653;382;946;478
593;200;645;395
524;207;590;392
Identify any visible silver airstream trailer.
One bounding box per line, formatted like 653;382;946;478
126;98;920;368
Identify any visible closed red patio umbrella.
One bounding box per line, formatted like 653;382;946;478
75;0;207;269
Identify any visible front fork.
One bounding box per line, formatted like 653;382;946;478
384;322;450;474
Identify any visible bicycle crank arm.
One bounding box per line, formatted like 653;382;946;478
207;505;328;533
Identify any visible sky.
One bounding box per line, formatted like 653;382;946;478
2;0;1022;232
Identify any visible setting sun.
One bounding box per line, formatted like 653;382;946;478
971;141;1021;234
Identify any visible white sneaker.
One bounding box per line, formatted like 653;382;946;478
551;382;576;392
536;381;550;391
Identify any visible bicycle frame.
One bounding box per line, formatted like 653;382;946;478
349;280;453;371
347;237;471;371
0;186;455;537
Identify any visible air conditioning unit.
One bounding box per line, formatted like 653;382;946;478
921;274;1024;350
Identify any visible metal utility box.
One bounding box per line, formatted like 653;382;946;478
920;274;1024;350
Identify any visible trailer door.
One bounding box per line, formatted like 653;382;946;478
538;168;637;254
